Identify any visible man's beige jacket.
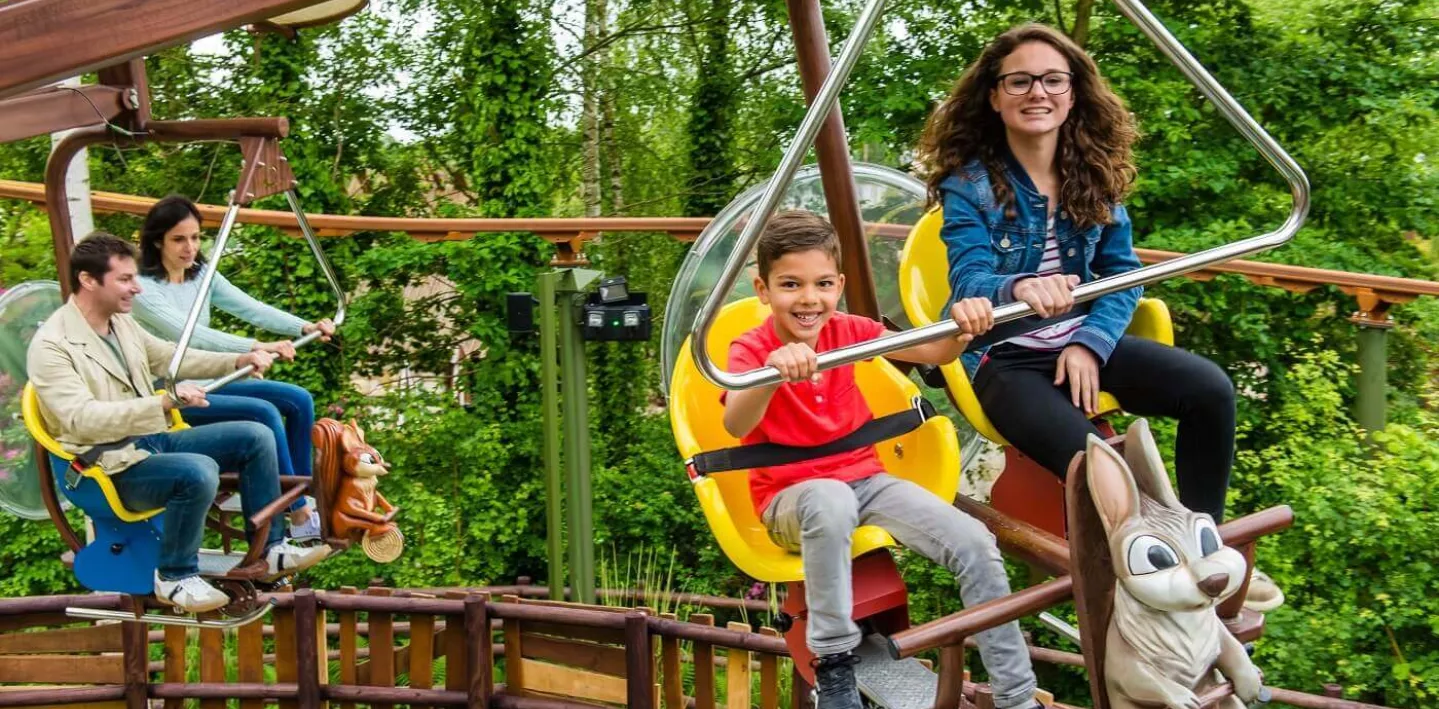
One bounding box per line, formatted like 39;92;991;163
27;299;241;474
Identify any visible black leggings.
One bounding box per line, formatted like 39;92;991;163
973;336;1237;521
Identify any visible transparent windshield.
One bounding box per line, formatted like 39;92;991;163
660;162;981;466
0;281;64;520
660;163;932;393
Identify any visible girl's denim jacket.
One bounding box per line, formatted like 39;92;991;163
940;157;1142;377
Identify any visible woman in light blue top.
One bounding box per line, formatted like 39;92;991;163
132;195;335;537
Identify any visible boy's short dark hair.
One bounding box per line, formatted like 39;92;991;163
756;210;842;280
69;232;137;292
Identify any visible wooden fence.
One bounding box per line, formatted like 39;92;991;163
0;588;789;709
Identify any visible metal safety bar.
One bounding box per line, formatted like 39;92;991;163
690;0;1310;391
163;188;347;396
66;599;275;629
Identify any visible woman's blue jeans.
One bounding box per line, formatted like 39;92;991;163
183;380;316;478
117;421;286;580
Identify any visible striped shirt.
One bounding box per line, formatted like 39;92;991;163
1003;216;1086;351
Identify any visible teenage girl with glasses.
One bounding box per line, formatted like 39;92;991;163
916;23;1282;611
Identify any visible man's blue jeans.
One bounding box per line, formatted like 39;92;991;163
183;380;316;478
115;421;285;580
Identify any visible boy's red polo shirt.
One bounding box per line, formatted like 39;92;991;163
725;312;888;516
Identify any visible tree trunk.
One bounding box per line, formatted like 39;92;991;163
581;0;606;218
1071;0;1095;47
682;0;736;217
603;84;623;215
50;76;94;240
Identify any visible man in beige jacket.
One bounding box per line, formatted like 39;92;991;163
28;234;327;612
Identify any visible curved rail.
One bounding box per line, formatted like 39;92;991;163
689;0;1310;391
66;599;275;629
163;188;346;396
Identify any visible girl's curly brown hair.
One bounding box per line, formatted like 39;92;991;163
916;24;1137;228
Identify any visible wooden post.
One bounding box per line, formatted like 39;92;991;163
295;589;323;709
625;612;655;709
501;595;525;694
445;591;469;696
692;614;715;709
120;596;148;709
935;644;967;709
464;594;493;708
410;610;436;705
1216;542;1255;621
275;600;300;709
162;624;187;709
368;587;397;709
199;621;224;709
659;613;684;708
724;622;752;709
338;587;358;709
238;613;266;709
974;685;996;709
759;628;780;709
790;664;811;709
784;0;879;318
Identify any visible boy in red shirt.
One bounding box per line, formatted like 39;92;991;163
724;211;1045;709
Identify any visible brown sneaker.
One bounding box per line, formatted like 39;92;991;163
1243;568;1285;612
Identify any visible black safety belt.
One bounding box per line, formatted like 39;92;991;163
65;437;141;488
686;397;936;476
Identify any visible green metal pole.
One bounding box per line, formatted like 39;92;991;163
557;287;596;605
536;272;565;600
1355;324;1389;432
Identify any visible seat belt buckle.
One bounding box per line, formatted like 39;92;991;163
910;395;932;423
64;461;84;490
684;458;703;482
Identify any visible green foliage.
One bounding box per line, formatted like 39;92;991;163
1232;347;1439;706
0;0;1436;705
683;0;739;217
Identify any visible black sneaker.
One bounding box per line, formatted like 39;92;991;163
812;651;862;709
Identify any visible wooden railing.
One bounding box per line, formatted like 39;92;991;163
0;564;1398;709
0;586;789;709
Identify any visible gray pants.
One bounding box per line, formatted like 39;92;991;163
763;474;1038;709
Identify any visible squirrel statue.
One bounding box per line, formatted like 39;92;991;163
313;418;402;562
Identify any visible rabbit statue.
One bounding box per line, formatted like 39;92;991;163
1085;419;1267;709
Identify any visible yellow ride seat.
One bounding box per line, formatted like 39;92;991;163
669;297;961;583
899;208;1174;446
22;383;189;523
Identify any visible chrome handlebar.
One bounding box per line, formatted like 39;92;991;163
689;0;1309;391
164;188;346;396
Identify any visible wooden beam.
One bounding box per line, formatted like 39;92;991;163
0;0;327;100
0;622;123;654
0;84;131;143
0;654;124;684
96;59;150;131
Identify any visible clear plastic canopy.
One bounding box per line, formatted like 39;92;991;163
0;281;63;520
660;162;980;465
660;162;931;395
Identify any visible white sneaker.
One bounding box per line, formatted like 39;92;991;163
266;540;331;578
1244;568;1286;613
287;498;323;542
154;572;229;613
